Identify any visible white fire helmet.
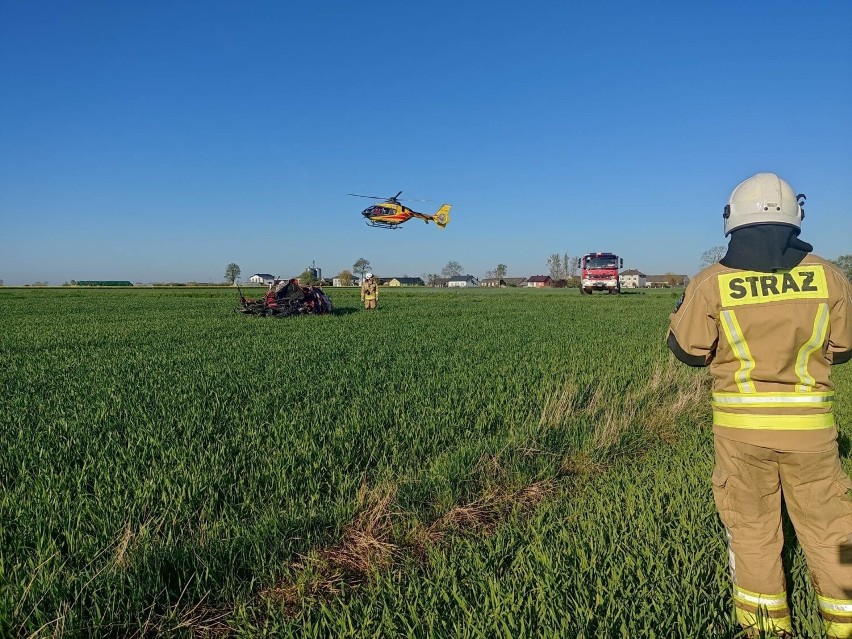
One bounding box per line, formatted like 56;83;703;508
364;272;373;280
724;172;806;236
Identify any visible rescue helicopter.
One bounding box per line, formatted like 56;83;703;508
348;191;451;230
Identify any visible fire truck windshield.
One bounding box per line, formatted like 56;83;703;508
585;257;617;269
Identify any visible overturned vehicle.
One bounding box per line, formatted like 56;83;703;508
238;279;332;317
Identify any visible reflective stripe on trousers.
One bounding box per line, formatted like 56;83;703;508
712;436;852;637
819;595;852;639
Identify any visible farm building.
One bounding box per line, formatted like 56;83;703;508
387;277;425;287
249;273;275;286
620;269;647;289
525;275;552;288
447;275;479;287
482;277;529;287
645;274;689;288
303;262;322;281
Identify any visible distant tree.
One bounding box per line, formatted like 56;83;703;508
546;253;564;280
700;246;726;268
832;255;852;281
224;262;241;284
353;258;372;279
495;264;508;279
0;279;4;286
336;270;354;286
298;268;319;285
442;261;463;278
565;254;578;278
484;269;496;280
426;273;441;286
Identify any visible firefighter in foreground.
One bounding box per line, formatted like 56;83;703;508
360;272;378;310
668;172;852;637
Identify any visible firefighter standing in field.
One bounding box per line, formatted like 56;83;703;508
668;172;852;638
361;272;378;310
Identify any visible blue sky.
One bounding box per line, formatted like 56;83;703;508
1;1;850;285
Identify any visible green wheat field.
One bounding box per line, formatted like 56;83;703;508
1;287;850;638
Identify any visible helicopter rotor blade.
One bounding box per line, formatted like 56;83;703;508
349;191;432;202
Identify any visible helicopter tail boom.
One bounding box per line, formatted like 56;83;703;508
432;204;451;229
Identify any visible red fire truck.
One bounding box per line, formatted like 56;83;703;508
578;252;623;295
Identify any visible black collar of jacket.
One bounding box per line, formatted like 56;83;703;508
720;224;813;273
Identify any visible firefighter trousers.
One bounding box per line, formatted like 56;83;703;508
712;435;852;638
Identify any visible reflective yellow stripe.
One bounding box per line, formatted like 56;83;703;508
712;391;834;408
824;620;852;639
734;587;792;633
714;411;835;430
819;595;852;616
718;266;829;307
720;310;755;393
734;586;789;610
795;303;830;392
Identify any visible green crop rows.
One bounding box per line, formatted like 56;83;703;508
1;287;849;637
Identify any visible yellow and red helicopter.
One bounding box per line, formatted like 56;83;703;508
348;191;451;230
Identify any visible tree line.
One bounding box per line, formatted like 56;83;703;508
218;251;852;290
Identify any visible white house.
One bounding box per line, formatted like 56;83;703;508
619;269;647;289
447;275;479;287
332;277;359;287
249;273;275;286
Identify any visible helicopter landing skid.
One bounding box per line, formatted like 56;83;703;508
365;221;401;229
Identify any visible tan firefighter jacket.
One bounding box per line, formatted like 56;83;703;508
361;279;378;301
668;254;852;452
